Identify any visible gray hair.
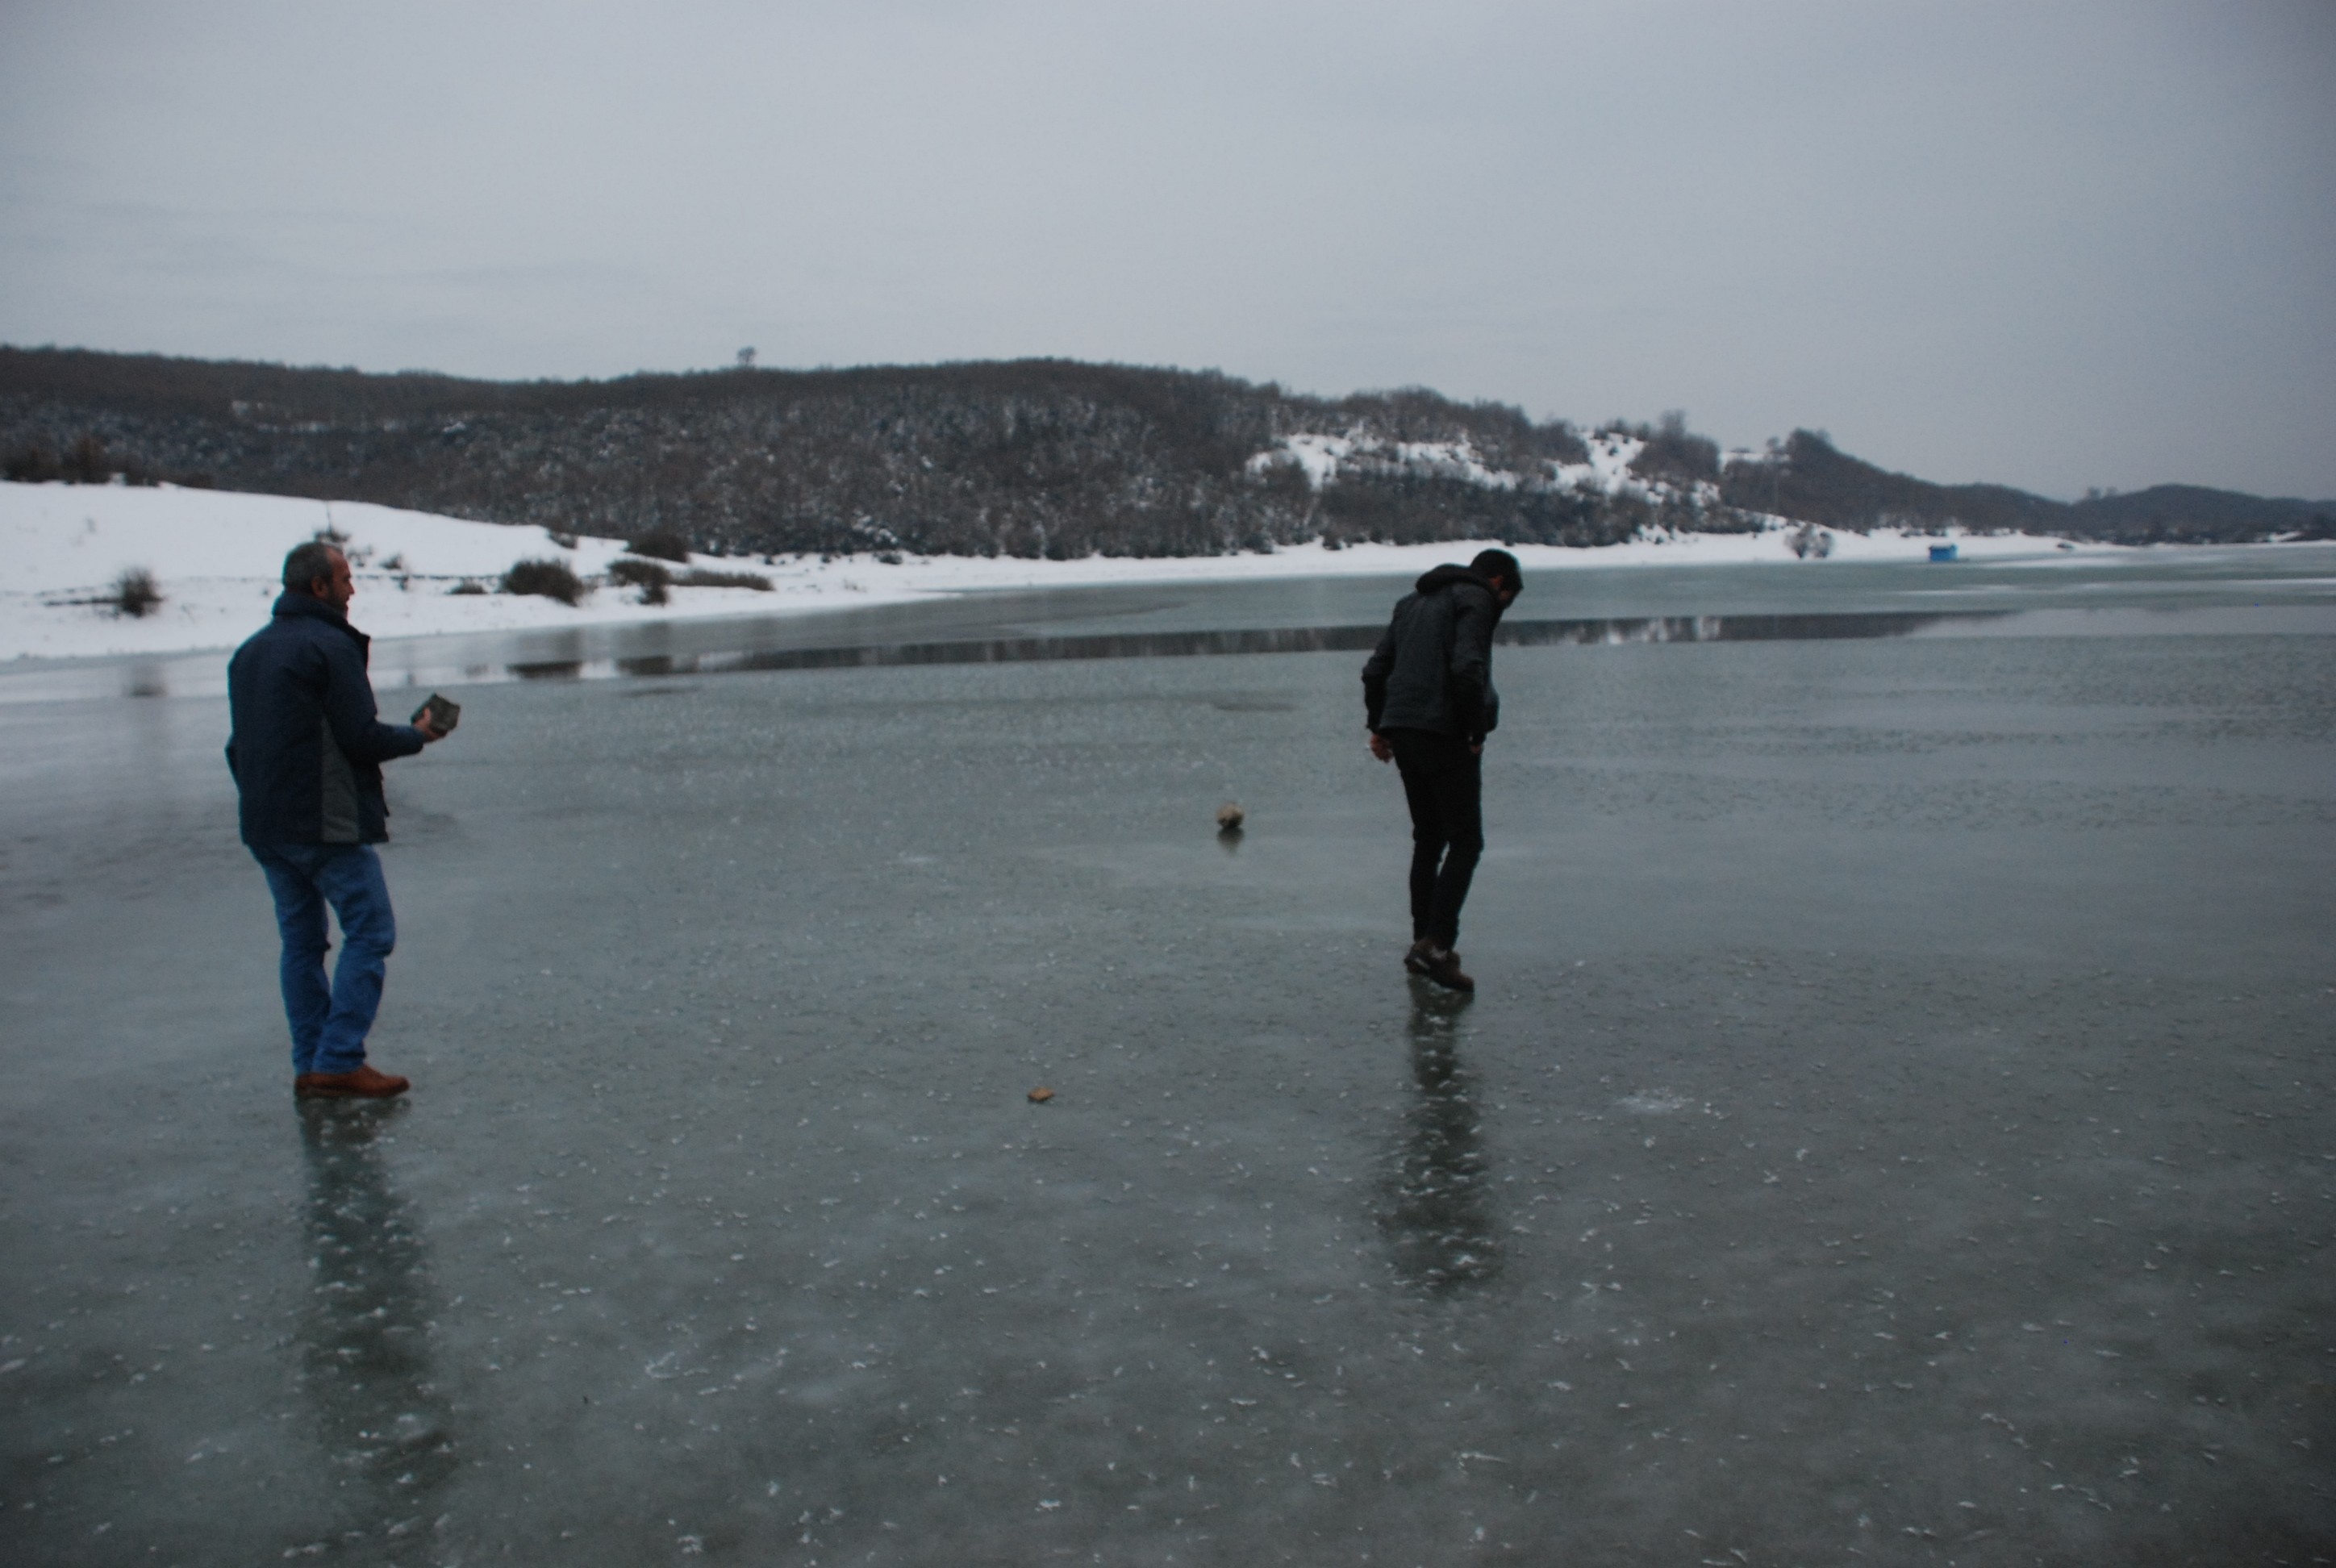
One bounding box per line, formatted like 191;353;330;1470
282;540;343;592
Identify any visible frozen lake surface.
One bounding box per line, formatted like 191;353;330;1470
2;553;2331;1565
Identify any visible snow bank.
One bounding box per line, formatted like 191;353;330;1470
0;480;2105;662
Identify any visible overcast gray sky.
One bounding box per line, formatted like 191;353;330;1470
3;0;2330;498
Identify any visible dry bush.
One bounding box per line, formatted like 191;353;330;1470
606;557;672;589
112;567;163;617
676;568;770;591
500;558;586;604
607;557;673;603
1784;522;1834;559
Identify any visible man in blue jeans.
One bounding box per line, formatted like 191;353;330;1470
227;540;449;1098
1362;549;1521;994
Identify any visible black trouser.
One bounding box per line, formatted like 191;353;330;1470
1386;728;1483;949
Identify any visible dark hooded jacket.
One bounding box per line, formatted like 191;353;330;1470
226;593;426;846
1361;564;1504;744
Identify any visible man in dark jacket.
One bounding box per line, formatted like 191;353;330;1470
227;540;448;1098
1362;548;1521;993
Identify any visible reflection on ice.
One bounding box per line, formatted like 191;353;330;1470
295;1103;458;1529
1381;987;1501;1294
486;610;1987;686
8;548;2334;708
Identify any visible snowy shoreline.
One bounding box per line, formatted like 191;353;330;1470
0;478;2196;664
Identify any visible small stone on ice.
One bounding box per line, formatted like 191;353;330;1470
1028;1086;1055;1103
1216;803;1245;833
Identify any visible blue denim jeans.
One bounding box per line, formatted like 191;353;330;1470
250;843;397;1075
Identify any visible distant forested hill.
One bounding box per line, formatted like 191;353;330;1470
1720;429;2334;546
2;348;2326;557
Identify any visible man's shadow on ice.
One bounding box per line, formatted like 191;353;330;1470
294;1102;461;1530
1380;985;1502;1294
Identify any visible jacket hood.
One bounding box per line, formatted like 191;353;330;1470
1413;563;1491;595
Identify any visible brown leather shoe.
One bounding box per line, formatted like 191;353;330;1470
1404;938;1436;976
294;1064;411;1099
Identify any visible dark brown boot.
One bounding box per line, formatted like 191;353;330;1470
1420;947;1475;993
294;1064;411;1099
1404;938;1436;976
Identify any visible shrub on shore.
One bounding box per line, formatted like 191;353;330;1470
501;558;586;604
676;568;771;591
607;557;673;604
111;567;163;618
1784;522;1834;559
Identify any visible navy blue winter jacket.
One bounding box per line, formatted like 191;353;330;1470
226;594;426;846
1361;564;1504;744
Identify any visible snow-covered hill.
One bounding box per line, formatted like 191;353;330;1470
1249;427;1726;512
